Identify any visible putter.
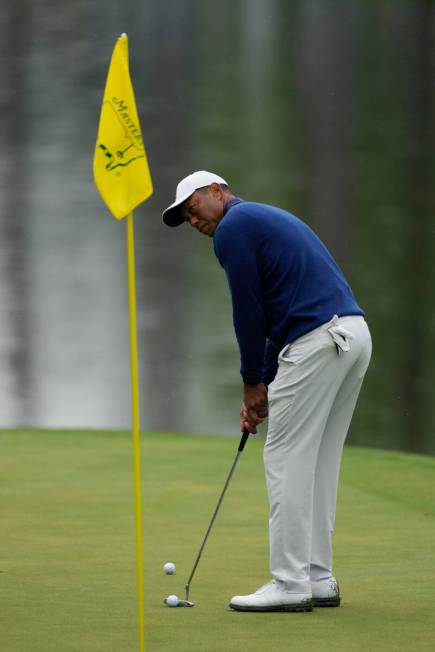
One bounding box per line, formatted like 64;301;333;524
163;597;194;607
184;429;251;605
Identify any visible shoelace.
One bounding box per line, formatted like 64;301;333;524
255;580;275;594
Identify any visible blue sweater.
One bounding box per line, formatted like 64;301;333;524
213;198;364;385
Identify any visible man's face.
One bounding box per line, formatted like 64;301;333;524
180;183;226;237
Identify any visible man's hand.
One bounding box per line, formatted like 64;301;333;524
240;383;268;434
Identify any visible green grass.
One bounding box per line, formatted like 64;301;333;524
1;429;435;652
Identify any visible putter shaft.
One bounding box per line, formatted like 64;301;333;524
184;430;250;602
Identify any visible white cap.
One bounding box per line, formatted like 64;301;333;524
162;170;228;227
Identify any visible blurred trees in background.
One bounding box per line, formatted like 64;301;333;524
0;0;433;453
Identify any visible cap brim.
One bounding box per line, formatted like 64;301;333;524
162;205;184;227
162;190;194;227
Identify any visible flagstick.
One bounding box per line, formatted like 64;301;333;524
126;211;145;652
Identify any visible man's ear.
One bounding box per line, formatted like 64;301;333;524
209;182;223;198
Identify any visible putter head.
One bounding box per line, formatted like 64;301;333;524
163;597;195;608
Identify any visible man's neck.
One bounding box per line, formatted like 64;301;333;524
222;194;236;214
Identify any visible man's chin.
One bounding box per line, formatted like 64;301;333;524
197;223;215;237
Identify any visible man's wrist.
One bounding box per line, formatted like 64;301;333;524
244;382;266;395
243;383;267;403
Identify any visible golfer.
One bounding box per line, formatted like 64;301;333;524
162;171;372;612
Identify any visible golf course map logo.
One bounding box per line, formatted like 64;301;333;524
97;97;145;175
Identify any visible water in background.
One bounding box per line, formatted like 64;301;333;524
0;0;434;453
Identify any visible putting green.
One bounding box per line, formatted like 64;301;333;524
1;429;434;652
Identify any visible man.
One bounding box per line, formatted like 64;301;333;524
162;171;372;612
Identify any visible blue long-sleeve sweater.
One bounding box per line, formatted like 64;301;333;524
213;198;364;385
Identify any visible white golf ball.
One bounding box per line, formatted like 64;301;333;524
163;562;176;575
166;594;179;607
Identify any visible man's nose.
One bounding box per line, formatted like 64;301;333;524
188;215;199;226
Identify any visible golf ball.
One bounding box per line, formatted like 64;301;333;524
166;594;179;607
163;562;176;575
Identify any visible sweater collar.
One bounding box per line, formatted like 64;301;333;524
223;197;244;216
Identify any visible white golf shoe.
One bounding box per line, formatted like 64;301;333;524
229;580;313;612
311;576;341;607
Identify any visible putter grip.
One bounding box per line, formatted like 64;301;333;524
238;429;250;452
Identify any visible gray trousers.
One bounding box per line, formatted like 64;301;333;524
264;315;372;593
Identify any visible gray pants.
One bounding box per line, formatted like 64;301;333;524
264;315;372;593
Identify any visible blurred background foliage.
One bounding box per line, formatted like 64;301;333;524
0;0;434;453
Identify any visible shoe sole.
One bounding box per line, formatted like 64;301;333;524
312;597;341;608
229;601;313;613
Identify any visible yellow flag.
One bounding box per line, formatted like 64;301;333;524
94;34;153;220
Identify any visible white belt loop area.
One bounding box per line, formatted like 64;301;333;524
326;315;354;356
